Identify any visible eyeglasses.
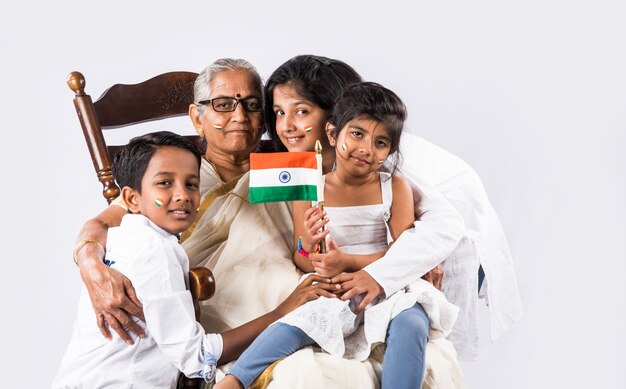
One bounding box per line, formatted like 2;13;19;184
197;96;263;113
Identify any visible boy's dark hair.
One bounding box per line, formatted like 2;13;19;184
328;82;407;171
264;55;363;152
112;131;201;192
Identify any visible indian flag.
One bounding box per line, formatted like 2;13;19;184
249;152;320;204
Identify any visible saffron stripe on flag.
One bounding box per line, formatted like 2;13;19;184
249;185;317;204
250;152;317;170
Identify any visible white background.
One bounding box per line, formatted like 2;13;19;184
1;1;625;388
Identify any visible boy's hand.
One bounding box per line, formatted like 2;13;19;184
310;237;351;278
331;270;384;314
301;206;330;252
79;256;145;344
274;274;339;317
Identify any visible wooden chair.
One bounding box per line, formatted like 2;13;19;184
67;71;216;389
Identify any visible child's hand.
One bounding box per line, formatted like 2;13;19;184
274;274;339;317
310;236;352;278
331;270;384;314
301;205;330;253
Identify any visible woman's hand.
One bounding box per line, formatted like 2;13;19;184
301;206;330;252
274;274;340;317
421;263;444;291
78;254;145;344
331;270;384;314
309;237;352;278
74;206;144;343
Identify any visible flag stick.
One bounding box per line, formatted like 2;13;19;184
315;140;327;254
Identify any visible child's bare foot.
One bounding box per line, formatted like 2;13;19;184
214;374;243;389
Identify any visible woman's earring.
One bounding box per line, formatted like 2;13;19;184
377;160;385;165
196;127;204;137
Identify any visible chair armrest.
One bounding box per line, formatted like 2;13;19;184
181;268;215;388
189;267;215;301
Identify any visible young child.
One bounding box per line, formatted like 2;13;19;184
53;131;222;387
54;132;336;387
216;83;458;389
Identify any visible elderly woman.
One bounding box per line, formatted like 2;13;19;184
74;58;468;388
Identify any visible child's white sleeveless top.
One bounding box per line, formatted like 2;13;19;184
277;172;459;361
323;172;393;255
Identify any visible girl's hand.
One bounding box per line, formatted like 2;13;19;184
331;270;384;314
310;237;352;278
301;205;330;252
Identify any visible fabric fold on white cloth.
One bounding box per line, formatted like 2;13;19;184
393;133;523;359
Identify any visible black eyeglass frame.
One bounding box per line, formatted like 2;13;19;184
196;96;263;113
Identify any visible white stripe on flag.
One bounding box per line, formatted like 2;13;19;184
250;167;318;188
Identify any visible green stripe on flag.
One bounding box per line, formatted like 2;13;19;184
249;185;317;204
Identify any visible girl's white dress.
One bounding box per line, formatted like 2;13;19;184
277;172;459;361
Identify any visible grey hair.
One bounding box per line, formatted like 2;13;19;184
193;58;263;115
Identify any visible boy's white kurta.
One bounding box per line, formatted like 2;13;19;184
382;133;524;360
53;214;223;389
182;159;467;389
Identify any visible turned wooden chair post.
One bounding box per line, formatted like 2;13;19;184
67;72;120;203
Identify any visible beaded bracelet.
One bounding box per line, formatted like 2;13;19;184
73;239;105;266
297;236;309;258
297;236;321;258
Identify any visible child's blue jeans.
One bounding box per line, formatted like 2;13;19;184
227;303;429;389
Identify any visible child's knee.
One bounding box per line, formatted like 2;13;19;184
390;304;429;342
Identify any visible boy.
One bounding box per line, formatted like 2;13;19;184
55;131;339;388
53;131;220;387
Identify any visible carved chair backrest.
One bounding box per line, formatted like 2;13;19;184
66;71;200;204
